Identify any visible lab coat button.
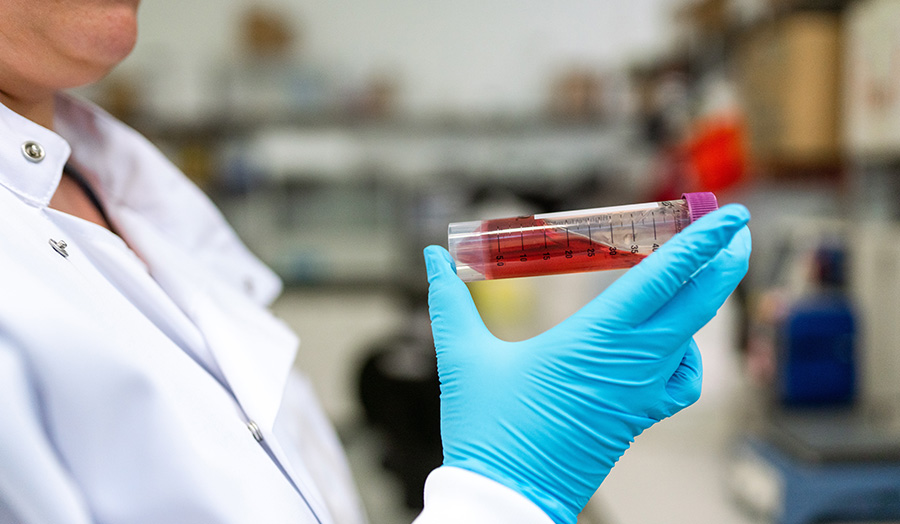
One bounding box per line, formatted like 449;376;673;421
49;239;69;258
21;141;45;163
247;420;263;442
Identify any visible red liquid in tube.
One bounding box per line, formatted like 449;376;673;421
448;193;718;281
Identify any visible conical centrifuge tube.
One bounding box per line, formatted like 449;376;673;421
448;192;718;281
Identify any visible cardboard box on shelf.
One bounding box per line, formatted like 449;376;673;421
736;12;843;171
679;0;731;31
844;0;900;160
548;69;605;121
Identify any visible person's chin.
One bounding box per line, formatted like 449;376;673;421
81;5;139;69
103;10;139;63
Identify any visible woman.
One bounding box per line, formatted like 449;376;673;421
0;2;750;523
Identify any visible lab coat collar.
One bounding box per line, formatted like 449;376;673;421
52;93;284;307
0;93;282;306
0;97;71;207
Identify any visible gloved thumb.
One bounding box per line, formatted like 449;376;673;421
424;245;493;345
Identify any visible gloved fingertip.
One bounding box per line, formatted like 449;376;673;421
695;203;750;231
676;203;750;255
718;203;751;224
424;245;457;282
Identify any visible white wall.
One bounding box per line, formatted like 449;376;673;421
121;0;681;118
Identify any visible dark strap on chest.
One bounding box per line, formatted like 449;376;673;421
62;163;113;227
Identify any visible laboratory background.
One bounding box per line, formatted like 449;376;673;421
77;0;900;522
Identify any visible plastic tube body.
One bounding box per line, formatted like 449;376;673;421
448;192;718;281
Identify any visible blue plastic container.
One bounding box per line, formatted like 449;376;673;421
777;295;856;406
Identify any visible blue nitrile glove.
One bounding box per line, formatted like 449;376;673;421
424;204;751;524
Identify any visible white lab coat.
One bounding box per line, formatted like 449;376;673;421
0;95;551;524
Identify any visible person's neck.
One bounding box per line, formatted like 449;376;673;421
0;90;55;130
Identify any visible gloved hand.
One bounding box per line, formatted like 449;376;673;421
424;204;751;524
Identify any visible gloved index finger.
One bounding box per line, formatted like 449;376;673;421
587;204;750;328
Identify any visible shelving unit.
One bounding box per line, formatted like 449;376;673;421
649;2;900;522
136;116;642;290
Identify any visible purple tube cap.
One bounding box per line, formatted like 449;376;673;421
682;192;719;223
